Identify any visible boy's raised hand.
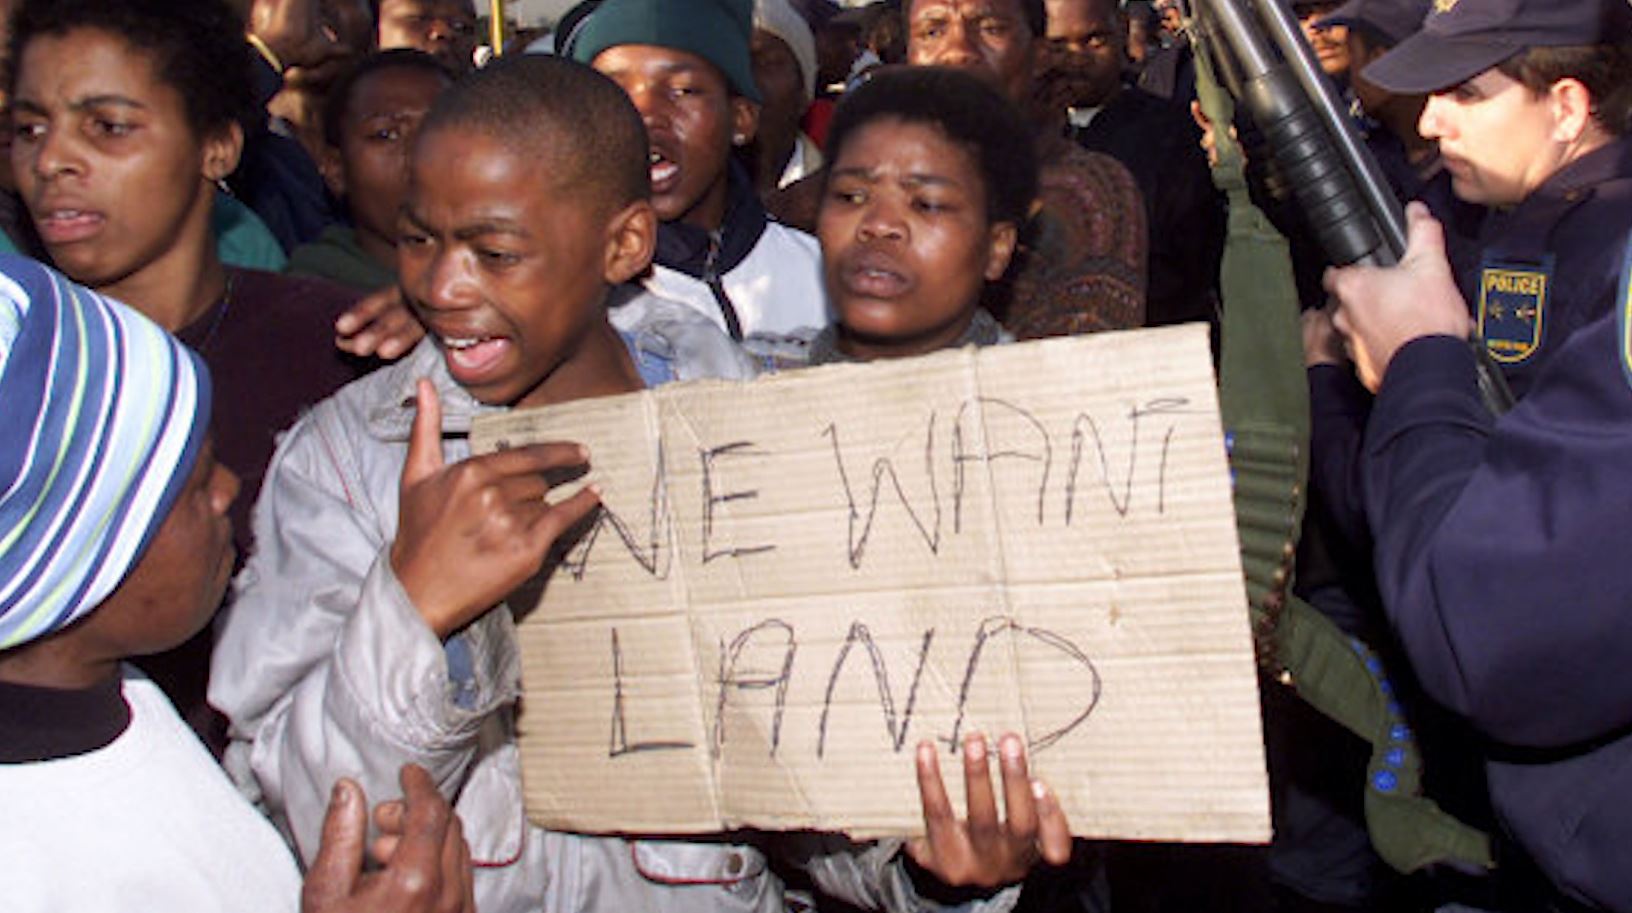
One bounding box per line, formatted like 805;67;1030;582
390;379;601;639
907;732;1072;889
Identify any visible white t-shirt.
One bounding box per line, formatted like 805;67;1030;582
0;670;302;912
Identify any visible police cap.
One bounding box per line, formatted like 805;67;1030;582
1364;0;1620;94
1317;0;1431;47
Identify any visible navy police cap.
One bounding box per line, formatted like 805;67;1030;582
1364;0;1619;95
1317;0;1432;47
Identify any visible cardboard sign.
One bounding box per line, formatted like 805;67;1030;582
470;326;1269;842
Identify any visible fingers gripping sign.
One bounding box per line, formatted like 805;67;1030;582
389;379;602;640
1325;202;1474;392
908;732;1073;890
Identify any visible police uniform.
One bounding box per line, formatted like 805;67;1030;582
1359;256;1632;913
1451;137;1632;397
1354;1;1632;908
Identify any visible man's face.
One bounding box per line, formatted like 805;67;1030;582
1296;2;1350;78
1037;0;1125;110
377;0;478;74
398;127;626;409
287;0;375;88
751;29;809;137
592;44;758;231
1419;68;1568;206
324;64;449;259
907;0;1036;105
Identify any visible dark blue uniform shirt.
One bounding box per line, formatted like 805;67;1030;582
1361;288;1632;910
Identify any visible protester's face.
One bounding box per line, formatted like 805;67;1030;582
1344;30;1389;119
1419;68;1564;206
1126;14;1152;63
326;65;448;257
818;117;1016;359
593;44;757;231
1038;0;1125;110
377;0;478;73
86;440;239;658
10;28;230;294
1157;3;1182;37
399;128;616;408
288;0;376;88
1296;3;1349;78
907;0;1037;105
752;29;809;136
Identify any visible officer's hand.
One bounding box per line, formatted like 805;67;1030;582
390;379;601;639
907;732;1072;889
336;285;425;361
1326;202;1472;392
1301;306;1347;368
301;766;475;913
249;0;342;72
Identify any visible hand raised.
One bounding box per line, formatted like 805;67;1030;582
907;732;1072;889
390;379;601;639
301;765;474;913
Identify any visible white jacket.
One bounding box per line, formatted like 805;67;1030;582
210;296;1013;913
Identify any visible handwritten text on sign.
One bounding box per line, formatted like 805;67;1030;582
470;326;1269;842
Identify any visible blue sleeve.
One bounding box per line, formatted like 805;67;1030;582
1362;322;1632;748
1307;364;1374;554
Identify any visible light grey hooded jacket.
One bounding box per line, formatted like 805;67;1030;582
210;293;1017;913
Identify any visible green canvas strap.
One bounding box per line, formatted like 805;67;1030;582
1193;26;1493;874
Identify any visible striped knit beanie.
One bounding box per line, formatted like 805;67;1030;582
0;255;210;651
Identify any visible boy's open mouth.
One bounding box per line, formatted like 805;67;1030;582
440;335;511;382
649;148;680;191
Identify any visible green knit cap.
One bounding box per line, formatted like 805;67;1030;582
570;0;762;103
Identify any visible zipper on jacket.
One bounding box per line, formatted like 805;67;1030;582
702;229;745;342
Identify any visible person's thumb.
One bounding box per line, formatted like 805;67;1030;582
1402;201;1447;266
301;779;367;912
400;378;445;490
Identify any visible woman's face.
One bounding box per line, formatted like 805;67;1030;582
10;28;233;293
818;117;1016;360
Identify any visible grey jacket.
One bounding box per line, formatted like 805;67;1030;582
210;297;1013;913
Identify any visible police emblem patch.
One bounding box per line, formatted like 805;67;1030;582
1478;256;1551;365
1433;0;1457;12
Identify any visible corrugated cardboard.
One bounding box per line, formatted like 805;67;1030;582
469;325;1269;842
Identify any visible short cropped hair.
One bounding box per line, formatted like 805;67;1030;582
1497;41;1632;137
322;49;454;148
418;54;650;211
8;0;256;138
823;66;1038;225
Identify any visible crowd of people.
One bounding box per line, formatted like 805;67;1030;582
0;0;1629;911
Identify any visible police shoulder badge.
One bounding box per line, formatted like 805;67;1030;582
1478;255;1551;365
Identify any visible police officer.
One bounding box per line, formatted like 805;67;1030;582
1359;0;1632;396
1329;201;1632;913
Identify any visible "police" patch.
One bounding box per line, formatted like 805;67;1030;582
1479;256;1551;365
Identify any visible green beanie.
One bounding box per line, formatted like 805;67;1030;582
570;0;762;103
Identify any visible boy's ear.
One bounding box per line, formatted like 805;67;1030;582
729;98;761;148
201;121;245;183
983;221;1020;281
318;145;346;199
603;198;658;285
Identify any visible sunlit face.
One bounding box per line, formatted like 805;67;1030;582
593;44;758;230
377;0;478;73
10;28;229;299
818;117;1016;360
398;128;623;408
324;64;450;264
81;440;239;660
1297;3;1350;78
1038;0;1125;110
907;0;1037;105
1418;67;1566;206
